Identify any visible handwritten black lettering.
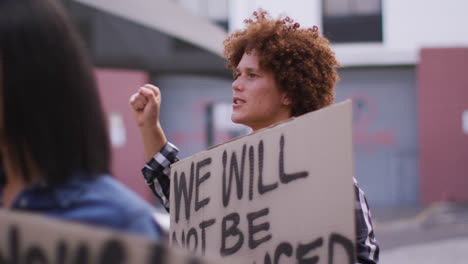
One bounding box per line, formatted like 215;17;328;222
274;242;293;264
279;135;308;184
172;229;186;248
247;208;271;249
220;212;244;256
328;233;354;264
195;158;212;212
258;141;278;195
0;226;19;264
296;237;323;264
24;247;48;264
248;146;255;201
56;241;89;264
173;162;195;223
186;228;198;253
222;145;246;207
147;244;167;264
56;242;66;264
1;225;183;264
199;219;216;255
264;253;272;264
263;242;293;264
99;239;126;264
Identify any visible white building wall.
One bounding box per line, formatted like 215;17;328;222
228;0;468;66
384;0;468;50
228;0;321;31
177;0;228;20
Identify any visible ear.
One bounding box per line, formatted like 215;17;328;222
282;95;292;106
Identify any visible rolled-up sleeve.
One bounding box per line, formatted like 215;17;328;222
354;178;380;263
141;142;179;211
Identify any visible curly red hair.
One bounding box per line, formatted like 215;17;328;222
223;10;340;116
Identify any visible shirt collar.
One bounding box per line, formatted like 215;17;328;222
6;172;99;210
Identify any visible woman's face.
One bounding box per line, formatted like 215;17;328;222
231;50;291;131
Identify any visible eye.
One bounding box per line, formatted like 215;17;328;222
233;72;240;80
248;73;258;78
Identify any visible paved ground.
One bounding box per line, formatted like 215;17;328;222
372;202;468;263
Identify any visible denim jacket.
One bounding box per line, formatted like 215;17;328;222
0;170;162;241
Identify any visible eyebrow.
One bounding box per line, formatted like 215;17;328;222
236;66;260;72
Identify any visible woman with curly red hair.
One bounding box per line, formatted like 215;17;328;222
224;10;339;118
130;10;379;263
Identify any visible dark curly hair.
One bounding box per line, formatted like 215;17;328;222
223;9;340;116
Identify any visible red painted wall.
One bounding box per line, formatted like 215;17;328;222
418;48;468;203
95;69;153;203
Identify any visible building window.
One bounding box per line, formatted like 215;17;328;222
322;0;382;43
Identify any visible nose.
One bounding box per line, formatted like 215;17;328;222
232;77;242;92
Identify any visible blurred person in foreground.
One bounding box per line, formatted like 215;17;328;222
130;10;379;262
0;0;162;240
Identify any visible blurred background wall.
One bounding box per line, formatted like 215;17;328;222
62;0;468;208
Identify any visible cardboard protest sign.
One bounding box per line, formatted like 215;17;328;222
0;210;213;264
169;100;356;263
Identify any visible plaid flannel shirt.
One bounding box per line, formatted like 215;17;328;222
142;142;379;263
